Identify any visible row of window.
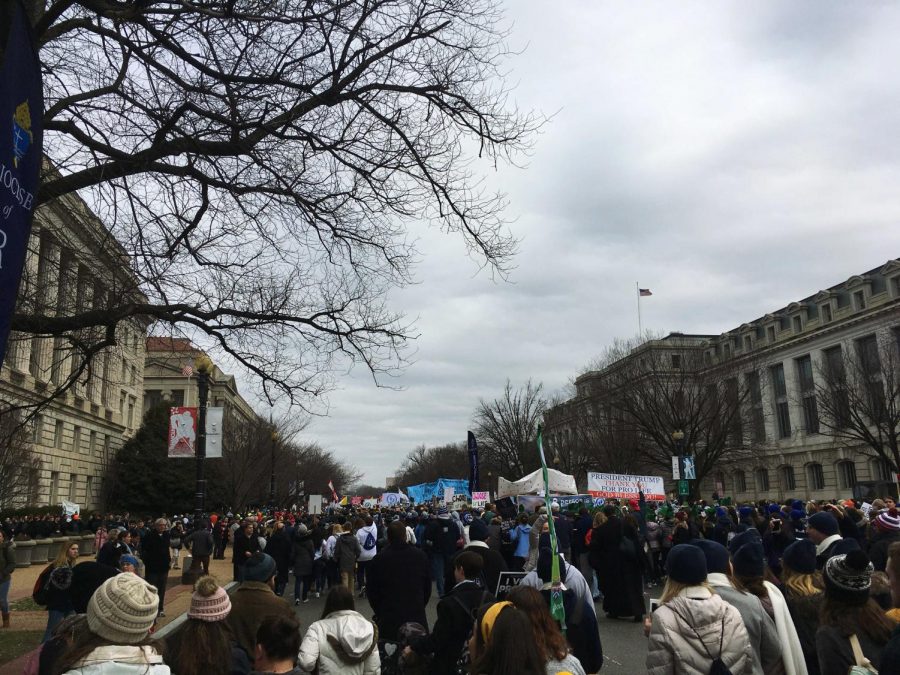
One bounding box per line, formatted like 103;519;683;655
33;415;113;456
725;458;891;495
47;471;95;505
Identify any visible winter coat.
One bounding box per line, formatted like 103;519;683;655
297;610;380;675
867;528;900;572
412;580;491;675
784;591;823;675
265;529;292;578
553;515;573;554
423;518;460;558
509;524;532;559
763;580;808;675
334;533;361;574
61;645;171;674
445;541;508;597
815;624;888;675
232;529;261;565
291;533;315;577
185;529;214;557
572;514;592;557
356;524;379;562
141;530;170;574
226;581;295;658
366;541;431;642
646;586;754;675
645;520;662;551
0;542;15;583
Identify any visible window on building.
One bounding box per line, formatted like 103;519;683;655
725;378;743;446
170;389;185;407
793;316;802;333
771;363;791;438
72;426;81;453
734;470;747;493
853;290;866;311
29;336;42;378
837;460;857;490
747;371;766;443
671;354;682;369
32;414;43;445
892;276;900;298
756;468;770;492
50;337;65;385
103;435;111;459
807;463;825;491
68;474;78;501
871;457;892;482
781;466;796;491
89;430;97;455
857;335;886;420
127;397;135;427
54;420;64;449
767;326;776;343
823;345;850;428
821;303;833;323
714;472;726;495
796;355;819;434
85;476;93;502
744;335;752;351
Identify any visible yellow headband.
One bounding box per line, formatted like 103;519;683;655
480;601;513;644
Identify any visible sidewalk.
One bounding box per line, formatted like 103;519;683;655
0;554;234;674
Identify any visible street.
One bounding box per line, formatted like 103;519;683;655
287;578;650;674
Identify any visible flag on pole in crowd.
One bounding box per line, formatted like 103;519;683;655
467;430;479;493
328;480;339;502
537;423;566;632
639;288;653;297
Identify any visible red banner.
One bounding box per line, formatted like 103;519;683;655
168;407;197;457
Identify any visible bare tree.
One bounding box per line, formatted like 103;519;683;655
393;441;469;488
0;411;42;509
473;379;546;478
814;332;900;475
11;0;540;413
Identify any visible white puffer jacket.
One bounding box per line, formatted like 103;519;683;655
62;645;170;675
646;586;754;675
297;610;380;675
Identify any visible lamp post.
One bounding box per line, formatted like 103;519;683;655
269;430;277;506
194;355;213;525
487;470;493;498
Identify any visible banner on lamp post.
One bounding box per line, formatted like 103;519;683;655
168;407;198;457
205;406;224;458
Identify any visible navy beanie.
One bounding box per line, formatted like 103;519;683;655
782;539;817;575
692;539;730;575
243;553;276;582
767;504;781;515
808;511;839;536
728;528;762;555
732;542;766;578
666;544;708;585
738;506;753;519
468;518;489;542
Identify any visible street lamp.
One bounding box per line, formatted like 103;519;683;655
672;429;687;499
487;470;493;496
194;355;213;525
269;430;277;506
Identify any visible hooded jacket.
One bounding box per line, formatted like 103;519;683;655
61;645;171;675
334;532;361;574
356;524;379;562
646;586;754;675
297;609;380;675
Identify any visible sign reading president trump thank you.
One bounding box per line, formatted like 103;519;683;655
587;472;665;501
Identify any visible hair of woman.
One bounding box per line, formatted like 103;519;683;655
659;578;714;605
592;511;607;528
507;585;569;661
781;564;822;598
322;584;355;619
53;541;75;568
469;605;546;675
170;616;233;675
820;595;895;644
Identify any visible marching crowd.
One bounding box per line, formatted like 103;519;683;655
1;493;899;674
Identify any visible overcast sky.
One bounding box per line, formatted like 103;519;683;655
250;1;900;489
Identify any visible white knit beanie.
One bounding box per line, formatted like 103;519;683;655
87;572;159;644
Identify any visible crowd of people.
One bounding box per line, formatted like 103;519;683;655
1;492;899;674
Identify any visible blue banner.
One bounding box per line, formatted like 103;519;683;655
406;478;471;504
467;430;479;493
0;2;43;364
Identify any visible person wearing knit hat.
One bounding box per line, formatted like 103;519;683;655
226;553;295;661
165;576;249;675
692;539;785;675
816;550;895;673
869;508;900;572
646;544;754;673
808;510;860;571
780;539;824;675
55;572;169;674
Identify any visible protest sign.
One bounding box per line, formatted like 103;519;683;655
495;571;527;599
471;491;489;508
587;472;665;501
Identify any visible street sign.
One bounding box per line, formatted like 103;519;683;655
671;456;681;480
678;480;690;496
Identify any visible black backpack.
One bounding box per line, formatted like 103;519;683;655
669;606;733;675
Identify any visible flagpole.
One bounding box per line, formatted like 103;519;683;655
636;282;643;337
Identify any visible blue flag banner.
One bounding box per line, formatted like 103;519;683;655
467;430;479;493
0;2;43;365
406;478;470;504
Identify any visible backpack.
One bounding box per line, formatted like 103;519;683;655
32;564;53;606
363;530;376;551
669;606;733;675
451;589;494;675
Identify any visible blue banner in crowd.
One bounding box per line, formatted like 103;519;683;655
0;2;43;364
467;430;479;494
406;478;471;504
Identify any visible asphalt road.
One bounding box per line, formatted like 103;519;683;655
287;578;651;674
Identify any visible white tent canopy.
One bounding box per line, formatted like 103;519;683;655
496;468;578;498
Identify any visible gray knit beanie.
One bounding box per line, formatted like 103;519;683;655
87;572;159;643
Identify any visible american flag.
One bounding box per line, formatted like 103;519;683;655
181;364;193;376
639;288;653;297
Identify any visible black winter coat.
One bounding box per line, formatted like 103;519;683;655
141;530;171;574
868;529;900;572
265;529;292;577
444;543;507;597
291;533;315;577
366;542;432;642
232;530;261;565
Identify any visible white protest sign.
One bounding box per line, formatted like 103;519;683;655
860;502;873;519
587;472;666;501
443;487;454;504
471;491;489;508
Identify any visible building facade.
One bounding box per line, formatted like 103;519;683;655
143;337;256;429
546;259;900;501
0;191;147;511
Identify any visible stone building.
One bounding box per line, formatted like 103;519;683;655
143;336;256;428
0;190;147;511
545;259;900;501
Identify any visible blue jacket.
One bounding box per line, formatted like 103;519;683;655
509;524;532;558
